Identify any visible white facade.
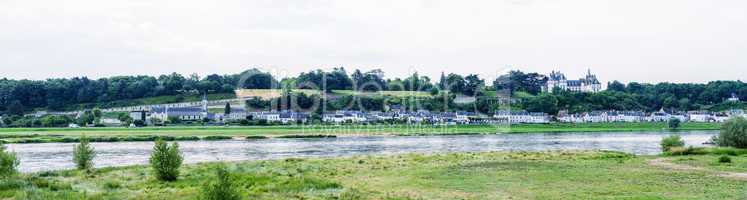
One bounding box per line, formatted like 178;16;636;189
494;111;550;124
544;70;602;93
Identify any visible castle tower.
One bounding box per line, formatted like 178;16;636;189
202;92;208;112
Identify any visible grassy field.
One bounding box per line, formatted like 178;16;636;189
0;122;721;143
671;155;747;173
1;151;745;199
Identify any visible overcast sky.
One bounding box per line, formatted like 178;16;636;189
1;0;745;84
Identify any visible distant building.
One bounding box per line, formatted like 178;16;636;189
150;93;212;122
727;93;740;102
151;107;210;121
544;69;602;93
688;111;714;123
494;111;550;124
130;111;148;122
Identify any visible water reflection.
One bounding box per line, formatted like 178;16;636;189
6;131;717;172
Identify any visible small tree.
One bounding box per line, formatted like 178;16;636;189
92;108;103;125
224;103;231;115
429;87;440;96
150;139;183;181
661;135;685;152
714;117;747;148
200;165;241;200
118;113;133;126
73;136;96;171
0;145;20;177
668;118;681;129
167;116;182;124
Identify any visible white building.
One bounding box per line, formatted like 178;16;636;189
323;111;366;123
649;109;671;122
558;113;584;123
583;111;608;123
494;111;550;124
688;111;714;122
544;69;602;93
728;93;740;102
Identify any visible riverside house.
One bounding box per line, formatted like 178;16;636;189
494;111;550;124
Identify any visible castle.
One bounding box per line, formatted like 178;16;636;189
543;69;602;93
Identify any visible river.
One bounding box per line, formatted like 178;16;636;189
5;130;717;172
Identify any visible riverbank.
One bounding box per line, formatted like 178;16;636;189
1;151;744;199
0;122;721;143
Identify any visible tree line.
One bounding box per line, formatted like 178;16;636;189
1;68;746;116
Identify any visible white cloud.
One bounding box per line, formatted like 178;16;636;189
0;0;745;84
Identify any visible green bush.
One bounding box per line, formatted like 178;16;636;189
707;147;747;156
718;156;732;163
200;165;241;200
202;136;233;141
72;136;96;171
714;117;747;148
668;118;681;129
667;146;707;156
150;139;183;182
660;135;685;152
0;145;20;177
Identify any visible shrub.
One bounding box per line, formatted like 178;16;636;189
714;117;747;148
668;118;681;129
202;136;232;141
667;146;707;156
718;156;732;163
0;145;20;177
150;139;183;181
72;136;96;171
660;135;685;152
707;147;747;156
200;165;241;200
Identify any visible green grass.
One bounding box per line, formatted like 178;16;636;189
1;151;745;199
0;123;720;143
672;155;747;173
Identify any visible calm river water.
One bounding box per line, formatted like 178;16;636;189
6;131;717;172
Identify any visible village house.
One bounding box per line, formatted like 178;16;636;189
727;93;740;102
583;111;608;123
150;107;209;122
688;111;715;122
557;113;584;123
649;109;671;122
322;111;366;123
494;111;550;124
217;108;247;122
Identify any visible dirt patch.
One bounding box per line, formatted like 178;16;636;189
648;158;747;181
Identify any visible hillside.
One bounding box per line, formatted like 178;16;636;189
58;93;237;111
235;89;431;99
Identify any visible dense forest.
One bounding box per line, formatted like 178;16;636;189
1;68;746;116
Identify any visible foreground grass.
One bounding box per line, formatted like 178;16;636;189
671;155;747;173
0;123;720;143
1;151;745;199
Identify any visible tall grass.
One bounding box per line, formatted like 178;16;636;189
0;144;19;177
200;165;242;200
660;135;685;152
